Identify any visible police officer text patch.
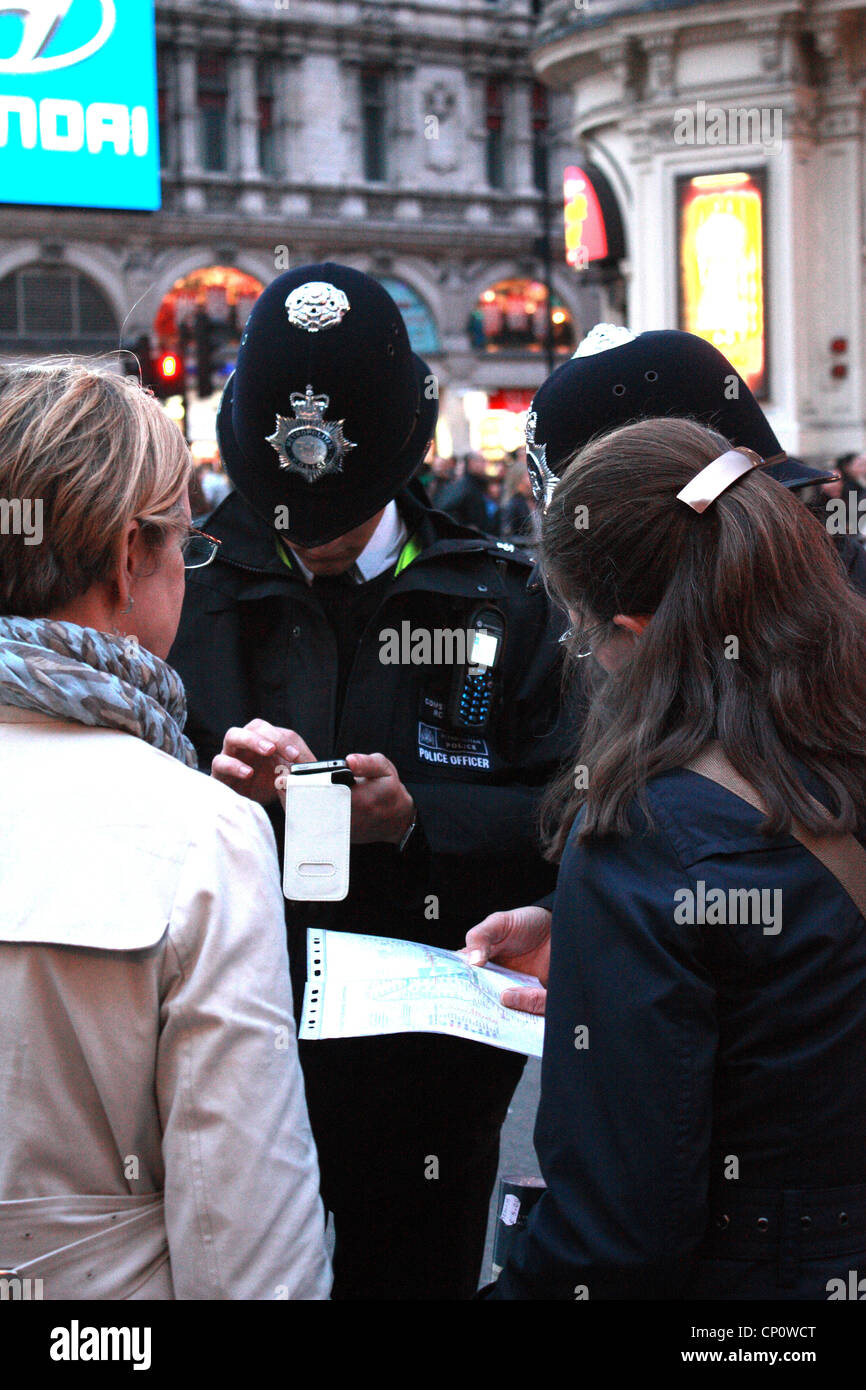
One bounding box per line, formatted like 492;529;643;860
417;721;490;769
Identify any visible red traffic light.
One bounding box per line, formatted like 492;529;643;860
152;350;185;399
157;352;180;381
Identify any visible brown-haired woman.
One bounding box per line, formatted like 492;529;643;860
0;360;329;1299
472;416;866;1300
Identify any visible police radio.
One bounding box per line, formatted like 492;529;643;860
449;605;506;731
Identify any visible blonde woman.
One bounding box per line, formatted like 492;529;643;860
0;361;330;1300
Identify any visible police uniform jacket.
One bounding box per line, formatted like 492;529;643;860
171;483;565;966
490;766;866;1300
170;484;568;1213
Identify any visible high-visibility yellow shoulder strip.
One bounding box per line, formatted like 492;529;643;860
394;533;422;576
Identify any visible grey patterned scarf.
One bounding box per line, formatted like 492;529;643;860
0;617;198;768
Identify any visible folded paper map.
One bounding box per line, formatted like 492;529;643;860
299;929;544;1058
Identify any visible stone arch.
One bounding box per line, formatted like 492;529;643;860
0;245;126;332
0;256;120;354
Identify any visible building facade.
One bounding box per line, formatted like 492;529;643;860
0;0;625;460
533;0;866;462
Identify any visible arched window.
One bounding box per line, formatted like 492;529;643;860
152;265;264;400
469;278;575;353
376;277;441;356
0;266;117;355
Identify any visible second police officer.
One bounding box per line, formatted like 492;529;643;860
169;264;568;1300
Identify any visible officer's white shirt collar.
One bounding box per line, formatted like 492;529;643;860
291;501;408;585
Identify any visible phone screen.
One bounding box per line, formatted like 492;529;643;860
470;631;499;668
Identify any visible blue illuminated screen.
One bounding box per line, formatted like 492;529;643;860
0;1;160;211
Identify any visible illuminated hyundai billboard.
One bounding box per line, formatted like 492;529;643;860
0;1;160;211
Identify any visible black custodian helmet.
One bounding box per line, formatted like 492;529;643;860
217;263;438;547
526;327;834;507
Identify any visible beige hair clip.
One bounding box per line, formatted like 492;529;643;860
676;447;764;514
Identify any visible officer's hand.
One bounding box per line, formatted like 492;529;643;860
344;752;415;845
211;719;316;806
460;905;552;1016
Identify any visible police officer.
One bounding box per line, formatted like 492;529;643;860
169;265;567;1300
524;325;866;591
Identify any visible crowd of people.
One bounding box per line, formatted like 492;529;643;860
1;264;865;1303
169;440;866;564
421;451;536;541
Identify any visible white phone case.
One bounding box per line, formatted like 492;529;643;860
283;775;351;901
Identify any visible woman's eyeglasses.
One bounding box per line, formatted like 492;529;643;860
558;622;608;659
181;527;221;570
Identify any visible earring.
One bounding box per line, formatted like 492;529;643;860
121;595;135;615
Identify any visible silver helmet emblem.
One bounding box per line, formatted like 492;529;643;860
266;385;356;483
572;323;635;359
525;410;559;511
285;281;350;333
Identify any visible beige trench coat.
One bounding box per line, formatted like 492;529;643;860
0;706;331;1300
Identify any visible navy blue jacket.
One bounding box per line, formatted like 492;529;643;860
491;766;866;1300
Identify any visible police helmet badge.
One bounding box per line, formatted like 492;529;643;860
266;385;357;483
525;410;559;510
572;323;635;358
285;281;350;333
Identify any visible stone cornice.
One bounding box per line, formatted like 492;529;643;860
0;205;556;259
533;0;817;88
156;1;534;62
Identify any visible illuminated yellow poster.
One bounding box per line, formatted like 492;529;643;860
678;171;766;396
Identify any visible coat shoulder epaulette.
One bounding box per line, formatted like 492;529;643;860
482;537;536;567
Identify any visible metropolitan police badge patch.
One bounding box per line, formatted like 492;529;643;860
266;385;357;483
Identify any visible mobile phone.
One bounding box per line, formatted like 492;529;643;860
284;761;353;901
289;759;355;786
449;606;506;731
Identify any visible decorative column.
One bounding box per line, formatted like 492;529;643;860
465;66;491;223
175;26;204;212
393;61;421;218
233;39;264;214
337;55;365;217
392;61;417;187
509;79;536;199
278;46;309;218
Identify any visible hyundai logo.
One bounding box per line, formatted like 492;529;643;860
0;1;116;74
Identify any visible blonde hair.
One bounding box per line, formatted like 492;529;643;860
0;358;191;617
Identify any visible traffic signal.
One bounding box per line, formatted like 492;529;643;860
193;307;215;398
153;350;185;399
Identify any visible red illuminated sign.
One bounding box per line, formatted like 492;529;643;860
563;165;609;268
